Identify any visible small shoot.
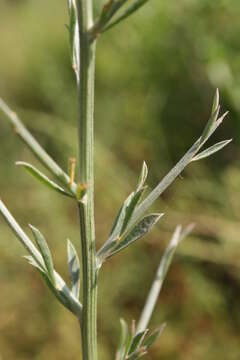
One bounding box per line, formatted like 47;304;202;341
16;161;74;198
125;91;230;231
98;162;149;262
29;225;56;286
67;239;80;299
115;319;165;360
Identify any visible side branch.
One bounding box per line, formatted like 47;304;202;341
0;99;77;194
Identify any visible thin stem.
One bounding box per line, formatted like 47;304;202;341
136;225;191;333
76;1;97;359
0;99;77;194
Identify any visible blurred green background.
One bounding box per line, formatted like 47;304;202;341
0;0;240;359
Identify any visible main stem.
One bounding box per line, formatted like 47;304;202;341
76;1;97;359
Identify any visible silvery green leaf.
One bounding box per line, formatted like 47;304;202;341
67;239;80;299
16;162;73;198
200;89;221;144
23;255;45;273
109;193;133;238
143;324;166;350
137;161;148;190
29;225;56;286
109;213;163;258
191;139;232;162
116;318;130;360
128;329;148;355
211;88;219;115
120;187;146;235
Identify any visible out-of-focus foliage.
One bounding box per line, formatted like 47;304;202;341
0;0;240;359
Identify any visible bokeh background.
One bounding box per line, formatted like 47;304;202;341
0;0;240;359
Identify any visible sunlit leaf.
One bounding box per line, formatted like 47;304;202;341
16;161;73;197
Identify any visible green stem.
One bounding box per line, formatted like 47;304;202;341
76;1;97;359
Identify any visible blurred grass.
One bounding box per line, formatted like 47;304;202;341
0;0;240;359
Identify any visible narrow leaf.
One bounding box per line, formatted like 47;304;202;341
103;0;149;32
143;323;166;350
137;161;148;190
67;239;80;299
211;88;219;115
192;139;232;162
109;213;163;257
116;318;130;360
29;225;56;286
23;255;45;273
200;105;220;144
16;161;73;197
120;187;146;235
109;192;134;240
128;330;148;355
200;89;221;144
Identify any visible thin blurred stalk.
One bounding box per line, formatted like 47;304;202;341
76;1;97;359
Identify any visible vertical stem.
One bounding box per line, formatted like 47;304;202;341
76;1;97;359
